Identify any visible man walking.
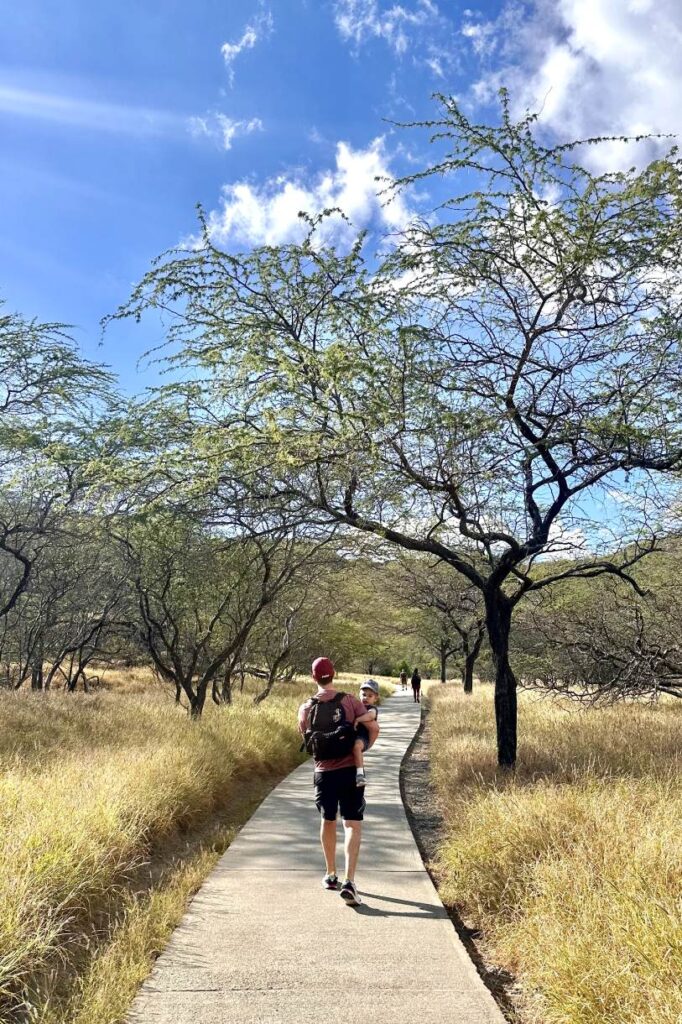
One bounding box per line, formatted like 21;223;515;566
411;667;422;703
299;657;368;906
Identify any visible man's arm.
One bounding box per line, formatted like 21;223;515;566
298;701;310;735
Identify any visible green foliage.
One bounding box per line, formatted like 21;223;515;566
112;96;682;602
0;304;114;462
108;94;682;760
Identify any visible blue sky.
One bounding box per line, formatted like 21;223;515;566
2;0;680;392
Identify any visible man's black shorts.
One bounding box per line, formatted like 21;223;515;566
314;766;365;821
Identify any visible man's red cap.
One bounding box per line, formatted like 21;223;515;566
312;656;335;682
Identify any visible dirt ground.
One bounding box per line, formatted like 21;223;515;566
400;696;523;1024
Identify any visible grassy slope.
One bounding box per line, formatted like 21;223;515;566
428;685;682;1024
0;678;307;1023
0;669;384;1023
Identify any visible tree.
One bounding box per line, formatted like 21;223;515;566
515;548;682;703
114;96;682;766
0;305;113;619
249;592;309;704
393;555;486;689
117;512;324;716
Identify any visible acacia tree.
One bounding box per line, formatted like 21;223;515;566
0;473;65;627
249;592;312;704
115;96;682;766
515;561;682;703
0;305;113;619
396;557;486;689
117;512;325;716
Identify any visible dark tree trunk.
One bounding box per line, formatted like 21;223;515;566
439;641;447;684
221;666;233;705
31;659;44;691
175;683;182;704
190;689;206;719
68;667;87;692
484;590;517;768
44;661;62;690
463;648;474;694
254;671;276;705
254;647;290;705
65;652;76;691
463;625;484;695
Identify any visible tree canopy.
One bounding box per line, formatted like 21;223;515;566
114;94;682;764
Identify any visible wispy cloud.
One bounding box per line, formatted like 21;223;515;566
221;7;274;85
0;83;185;137
0;81;264;155
335;0;434;55
188;114;263;151
334;0;457;75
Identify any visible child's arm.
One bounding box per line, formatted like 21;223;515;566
354;708;378;725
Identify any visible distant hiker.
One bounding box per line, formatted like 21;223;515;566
299;657;367;906
399;669;408;691
411;667;422;703
352;679;380;788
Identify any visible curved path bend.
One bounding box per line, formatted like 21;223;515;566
128;688;505;1024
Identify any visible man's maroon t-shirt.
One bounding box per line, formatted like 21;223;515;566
298;688;366;772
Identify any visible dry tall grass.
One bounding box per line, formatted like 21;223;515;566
0;678;316;1023
429;686;682;1024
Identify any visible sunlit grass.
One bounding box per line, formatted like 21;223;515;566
0;680;313;1022
0;669;395;1023
429;685;682;1024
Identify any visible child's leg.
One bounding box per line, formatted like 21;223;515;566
354;737;367;787
353;738;365;771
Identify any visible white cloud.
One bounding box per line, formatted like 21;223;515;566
463;0;682;169
188;114;263;151
461;19;496;56
205;138;414;248
542;520;589;559
221;8;273;85
334;0;459;75
425;56;444;77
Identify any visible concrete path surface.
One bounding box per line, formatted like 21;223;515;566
128;688;505;1024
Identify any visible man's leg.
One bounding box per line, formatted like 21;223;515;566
343;819;362;882
320;817;337;875
338;770;364;905
315;771;339;883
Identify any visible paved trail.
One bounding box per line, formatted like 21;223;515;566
128;688;505;1024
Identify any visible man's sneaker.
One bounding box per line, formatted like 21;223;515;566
356;769;366;788
322;873;339;890
339;879;362;906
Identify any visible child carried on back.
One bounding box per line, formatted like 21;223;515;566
353;679;380;787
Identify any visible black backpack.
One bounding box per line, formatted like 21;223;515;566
304;692;355;759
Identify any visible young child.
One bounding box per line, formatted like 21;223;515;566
353;679;380;787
